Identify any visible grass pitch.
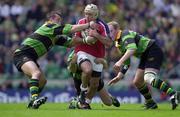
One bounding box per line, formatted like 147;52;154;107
0;103;179;117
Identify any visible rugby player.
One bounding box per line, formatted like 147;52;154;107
105;21;179;110
67;50;120;109
74;4;113;109
13;10;97;109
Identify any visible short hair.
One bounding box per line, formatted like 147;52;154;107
46;10;62;20
108;21;120;30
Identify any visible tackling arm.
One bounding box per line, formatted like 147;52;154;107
70;21;97;33
116;49;135;66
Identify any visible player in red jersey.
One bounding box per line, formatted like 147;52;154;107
74;4;113;109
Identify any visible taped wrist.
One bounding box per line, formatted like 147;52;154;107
120;65;129;75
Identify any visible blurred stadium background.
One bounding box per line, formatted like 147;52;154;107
0;0;179;104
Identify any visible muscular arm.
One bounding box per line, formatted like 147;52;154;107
116;49;136;65
89;29;113;47
70;21;97;33
108;72;124;85
113;49;135;73
95;33;113;47
70;24;89;33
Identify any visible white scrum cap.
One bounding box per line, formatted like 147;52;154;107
84;4;99;18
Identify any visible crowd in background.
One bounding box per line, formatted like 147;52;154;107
0;0;179;90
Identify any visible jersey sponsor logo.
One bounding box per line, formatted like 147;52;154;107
125;41;128;44
148;57;154;61
23;56;29;62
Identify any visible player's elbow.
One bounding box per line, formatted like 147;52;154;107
127;49;136;55
70;25;80;33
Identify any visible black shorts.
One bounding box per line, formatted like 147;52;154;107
13;52;39;72
138;43;164;70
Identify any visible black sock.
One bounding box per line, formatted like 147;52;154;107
138;83;154;103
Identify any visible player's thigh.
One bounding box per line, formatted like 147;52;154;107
80;61;92;74
133;69;145;88
99;88;112;106
21;61;41;78
77;51;93;73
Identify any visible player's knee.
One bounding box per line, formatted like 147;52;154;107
133;79;142;87
144;71;156;84
82;68;92;77
32;70;42;78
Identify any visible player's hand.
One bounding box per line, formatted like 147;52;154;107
94;58;108;69
88;29;99;38
89;21;100;30
71;54;77;63
84;36;97;45
113;61;122;73
108;76;121;86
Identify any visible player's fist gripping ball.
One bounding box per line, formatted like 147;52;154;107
81;28;97;45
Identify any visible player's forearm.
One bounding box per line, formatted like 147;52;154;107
118;49;135;65
117;72;124;80
94;34;113;47
70;23;89;33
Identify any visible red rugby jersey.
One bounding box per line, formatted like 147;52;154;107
75;18;109;58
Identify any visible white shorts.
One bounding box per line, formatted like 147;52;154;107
77;51;103;72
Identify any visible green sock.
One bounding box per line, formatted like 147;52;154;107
29;79;39;100
151;79;175;96
138;83;154;103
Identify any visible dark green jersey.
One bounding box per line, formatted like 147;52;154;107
67;50;75;62
71;72;81;80
117;30;154;65
15;22;72;59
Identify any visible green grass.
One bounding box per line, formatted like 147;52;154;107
0;103;179;117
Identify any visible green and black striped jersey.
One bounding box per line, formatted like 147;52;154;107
71;72;81;80
14;22;73;59
67;50;75;63
116;30;154;65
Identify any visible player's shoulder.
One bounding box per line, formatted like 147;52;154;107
121;30;137;39
96;18;107;27
42;21;60;29
78;18;86;24
122;30;134;36
96;18;109;32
